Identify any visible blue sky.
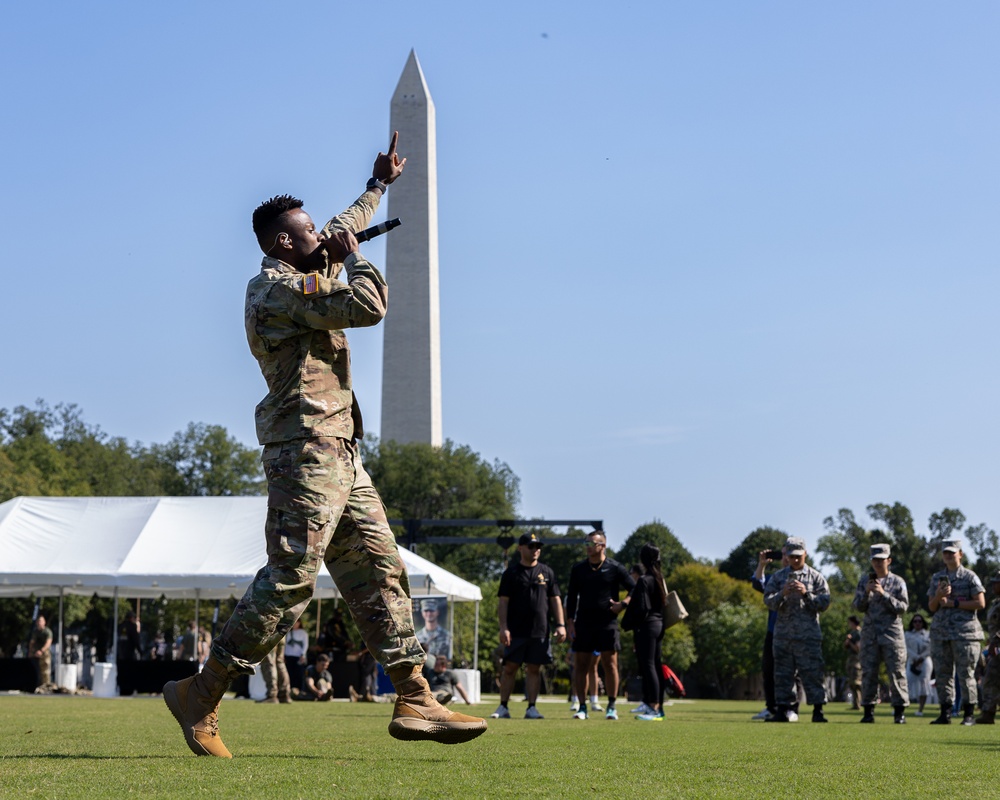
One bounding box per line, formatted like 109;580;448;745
2;2;997;562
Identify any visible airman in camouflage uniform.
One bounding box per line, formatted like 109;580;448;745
763;537;831;723
853;544;909;723
974;573;1000;724
163;134;486;759
926;538;985;726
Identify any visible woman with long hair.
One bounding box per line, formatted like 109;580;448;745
626;543;668;721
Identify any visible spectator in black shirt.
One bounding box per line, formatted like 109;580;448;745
565;530;636;720
491;532;566;720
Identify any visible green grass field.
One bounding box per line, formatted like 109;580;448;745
2;695;1000;799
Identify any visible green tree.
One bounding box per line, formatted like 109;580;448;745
718;526;789;581
816;508;874;594
818;594;856;678
360;437;520;583
693;602;767;698
927;507;966;551
660;622;697;673
151;422;264;496
616;520;694;577
666;562;760;625
965;522;1000;578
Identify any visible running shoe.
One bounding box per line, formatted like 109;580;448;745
490;705;511;719
750;707;771;721
631;703;654;715
637;712;664;722
572;709;588;720
590;701;604;713
605;707;618;720
524;706;544;720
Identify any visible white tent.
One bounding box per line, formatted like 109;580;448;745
0;496;484;686
0;496;481;601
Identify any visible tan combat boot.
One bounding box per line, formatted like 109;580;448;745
387;664;487;744
163;656;233;758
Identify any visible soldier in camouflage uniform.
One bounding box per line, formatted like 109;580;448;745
28;615;53;690
256;637;290;704
974;573;1000;724
926;538;985;726
763;537;831;723
853;544;909;723
415;598;452;658
163;133;486;758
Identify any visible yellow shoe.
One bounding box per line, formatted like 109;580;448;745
386;665;487;744
163;657;233;758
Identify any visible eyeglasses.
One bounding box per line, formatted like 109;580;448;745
585;542;605;548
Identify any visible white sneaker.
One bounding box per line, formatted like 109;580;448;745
590;701;604;713
751;708;772;721
632;702;654;715
573;709;588;720
490;705;511;719
570;700;580;712
605;707;618;720
524;706;544;719
786;711;799;722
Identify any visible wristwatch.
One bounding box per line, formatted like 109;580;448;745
366;177;388;193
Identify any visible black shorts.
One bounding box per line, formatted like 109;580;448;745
572;623;620;654
503;637;553;666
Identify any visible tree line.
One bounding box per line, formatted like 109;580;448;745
2;401;995;702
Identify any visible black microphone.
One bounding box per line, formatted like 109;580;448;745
355;217;402;243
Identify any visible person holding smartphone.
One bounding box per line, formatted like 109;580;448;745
927;539;986;726
763;537;831;723
853;544;909;723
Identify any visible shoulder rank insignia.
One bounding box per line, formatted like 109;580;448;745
303;273;319;295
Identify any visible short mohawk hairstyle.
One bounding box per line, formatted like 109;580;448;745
252;194;304;236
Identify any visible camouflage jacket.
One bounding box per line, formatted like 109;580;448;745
927;565;985;641
853;572;908;637
763;565;831;641
246;189;387;445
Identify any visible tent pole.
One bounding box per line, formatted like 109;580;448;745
194;589;200;655
58;588;64;680
316;597;322;643
473;600;480;672
448;595;455;661
112;588;119;664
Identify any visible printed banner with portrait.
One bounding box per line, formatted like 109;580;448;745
413;595;451;659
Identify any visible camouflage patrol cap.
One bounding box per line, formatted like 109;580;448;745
783;537;806;556
870;543;891;559
941;539;962;553
419;598;441;611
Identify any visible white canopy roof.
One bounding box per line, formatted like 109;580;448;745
0;496;481;602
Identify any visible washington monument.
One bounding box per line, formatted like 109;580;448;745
381;50;442;446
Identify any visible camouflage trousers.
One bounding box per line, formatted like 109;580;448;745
213;437;425;676
30;651;51;688
860;630;908;707
981;645;1000;712
259;636;290;698
930;637;981;709
773;637;826;706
